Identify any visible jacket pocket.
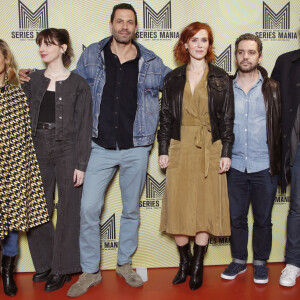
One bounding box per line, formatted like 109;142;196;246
145;88;159;114
210;78;227;92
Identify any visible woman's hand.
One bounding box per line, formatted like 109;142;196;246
219;157;231;174
73;169;85;187
158;155;169;169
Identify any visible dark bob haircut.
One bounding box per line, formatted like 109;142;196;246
174;22;215;64
36;28;74;66
110;3;137;24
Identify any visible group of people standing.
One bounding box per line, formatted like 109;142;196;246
0;2;300;297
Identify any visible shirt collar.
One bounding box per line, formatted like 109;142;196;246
104;37;141;61
233;70;263;88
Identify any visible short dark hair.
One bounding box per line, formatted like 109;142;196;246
110;3;137;24
36;28;74;66
235;33;263;56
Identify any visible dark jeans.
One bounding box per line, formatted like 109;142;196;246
286;143;300;267
1;231;18;257
26;129;82;275
227;168;278;262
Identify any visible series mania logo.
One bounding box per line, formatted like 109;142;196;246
100;214;118;250
215;45;232;74
274;188;290;204
209;236;230;246
140;173;165;209
136;1;179;40
255;2;297;40
11;0;48;39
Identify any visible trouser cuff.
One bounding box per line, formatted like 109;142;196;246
253;260;266;266
233;258;247;264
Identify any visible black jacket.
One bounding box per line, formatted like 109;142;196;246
158;63;234;158
22;70;93;171
232;66;281;176
271;49;300;188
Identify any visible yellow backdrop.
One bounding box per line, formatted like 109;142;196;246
0;0;298;271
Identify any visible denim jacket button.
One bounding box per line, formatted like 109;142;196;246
59;97;62;101
59;116;62;119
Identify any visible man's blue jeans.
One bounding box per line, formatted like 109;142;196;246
286;143;300;267
80;142;151;273
1;231;18;257
227;168;278;263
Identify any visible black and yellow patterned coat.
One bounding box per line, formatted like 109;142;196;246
0;81;49;240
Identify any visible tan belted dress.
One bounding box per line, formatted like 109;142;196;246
160;66;231;237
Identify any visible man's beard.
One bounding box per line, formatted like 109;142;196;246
113;29;135;44
238;61;259;73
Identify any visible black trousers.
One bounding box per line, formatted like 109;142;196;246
26;129;82;275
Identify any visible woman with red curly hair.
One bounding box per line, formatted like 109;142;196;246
158;22;234;290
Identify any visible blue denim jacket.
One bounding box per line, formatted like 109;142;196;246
74;36;170;146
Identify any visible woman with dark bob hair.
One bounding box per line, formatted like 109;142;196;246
0;39;49;296
158;22;234;290
22;28;92;292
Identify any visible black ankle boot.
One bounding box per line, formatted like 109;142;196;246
173;243;192;284
2;255;18;296
189;244;207;290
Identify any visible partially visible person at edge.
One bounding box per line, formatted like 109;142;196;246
21;29;92;292
157;22;234;290
220;34;281;285
0;39;49;297
19;3;170;297
271;44;300;287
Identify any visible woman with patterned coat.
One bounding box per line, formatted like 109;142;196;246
0;39;49;296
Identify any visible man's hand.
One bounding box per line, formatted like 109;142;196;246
19;69;33;84
73;169;85;187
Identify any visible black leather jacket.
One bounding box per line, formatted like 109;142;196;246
158;63;234;158
231;66;281;176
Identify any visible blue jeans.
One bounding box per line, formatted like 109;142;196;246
227;168;278;262
80;142;151;273
286;143;300;267
1;231;18;257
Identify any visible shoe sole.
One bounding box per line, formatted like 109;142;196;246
116;271;143;288
279;280;296;287
67;279;102;297
221;268;247;280
254;278;268;284
44;275;72;292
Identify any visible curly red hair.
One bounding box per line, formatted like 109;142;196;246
174;22;215;64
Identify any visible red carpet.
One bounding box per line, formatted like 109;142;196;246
1;263;299;300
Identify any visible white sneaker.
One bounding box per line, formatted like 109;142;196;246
279;264;300;287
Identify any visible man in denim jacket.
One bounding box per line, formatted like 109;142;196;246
67;3;170;297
